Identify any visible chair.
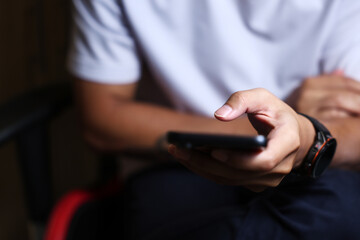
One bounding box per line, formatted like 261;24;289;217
0;82;121;239
0;82;72;239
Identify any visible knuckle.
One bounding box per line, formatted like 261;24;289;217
232;91;244;101
232;91;241;98
303;77;314;88
259;155;277;171
230;91;247;106
256;88;271;97
276;164;293;175
254;88;277;103
256;87;268;93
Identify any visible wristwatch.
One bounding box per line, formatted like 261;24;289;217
296;113;337;178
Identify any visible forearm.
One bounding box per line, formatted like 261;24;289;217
322;117;360;169
81;101;256;152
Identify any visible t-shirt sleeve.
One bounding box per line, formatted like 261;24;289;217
67;0;141;84
321;0;360;81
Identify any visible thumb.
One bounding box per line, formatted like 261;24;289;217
214;88;277;122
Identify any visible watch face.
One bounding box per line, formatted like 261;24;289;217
313;138;337;178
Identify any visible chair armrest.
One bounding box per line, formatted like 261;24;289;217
0;82;72;146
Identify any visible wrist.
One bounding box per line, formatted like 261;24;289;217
294;113;337;178
294;114;316;168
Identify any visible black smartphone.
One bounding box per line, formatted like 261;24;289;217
167;131;267;151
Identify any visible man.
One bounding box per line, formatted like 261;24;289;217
69;0;360;239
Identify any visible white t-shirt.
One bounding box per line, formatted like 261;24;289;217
68;0;360;116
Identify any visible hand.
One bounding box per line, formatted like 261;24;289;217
286;71;360;120
168;88;315;192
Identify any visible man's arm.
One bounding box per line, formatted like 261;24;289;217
73;78;257;152
286;73;360;169
325;118;360;169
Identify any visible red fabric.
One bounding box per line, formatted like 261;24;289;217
44;180;121;240
44;190;93;240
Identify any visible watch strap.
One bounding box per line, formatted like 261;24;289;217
298;113;331;137
296;113;336;178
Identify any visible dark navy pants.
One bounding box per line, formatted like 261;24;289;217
124;164;360;240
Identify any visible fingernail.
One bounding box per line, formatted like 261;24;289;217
168;145;190;161
215;104;233;117
168;144;176;155
332;69;344;76
211;150;229;162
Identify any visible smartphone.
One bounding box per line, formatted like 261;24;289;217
167;131;267;151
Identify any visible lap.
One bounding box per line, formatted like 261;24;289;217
123;164;360;240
